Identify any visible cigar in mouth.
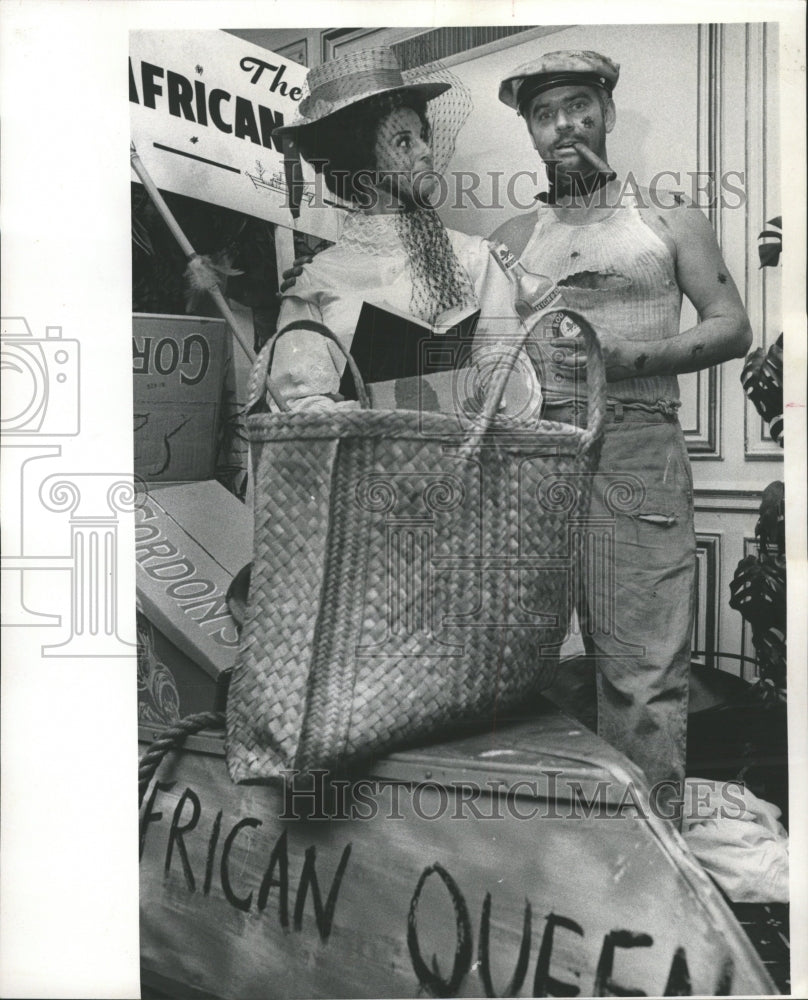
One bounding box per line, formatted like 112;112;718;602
572;142;617;181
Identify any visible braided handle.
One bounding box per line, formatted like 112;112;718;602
462;308;605;457
247;319;371;413
564;310;606;456
138;711;225;805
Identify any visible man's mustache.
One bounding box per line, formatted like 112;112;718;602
552;137;587;152
546;141;616;181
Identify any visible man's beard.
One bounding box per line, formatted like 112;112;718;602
538;157;613;203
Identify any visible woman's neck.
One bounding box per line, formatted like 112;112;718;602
363;185;404;215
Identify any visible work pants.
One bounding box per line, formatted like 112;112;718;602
547;402;697;825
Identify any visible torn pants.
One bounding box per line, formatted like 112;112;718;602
550;403;697;821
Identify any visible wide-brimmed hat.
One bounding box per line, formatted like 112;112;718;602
499;50;620;115
273;47;451;136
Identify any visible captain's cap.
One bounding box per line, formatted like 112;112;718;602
499;50;620;115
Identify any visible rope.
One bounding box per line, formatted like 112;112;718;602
138;711;225;806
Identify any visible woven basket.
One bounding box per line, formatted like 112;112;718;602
226;318;605;782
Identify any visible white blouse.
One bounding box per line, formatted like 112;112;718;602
269;212;540;416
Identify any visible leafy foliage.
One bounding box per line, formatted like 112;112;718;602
730;220;786;694
757;216;782;269
729;482;786;692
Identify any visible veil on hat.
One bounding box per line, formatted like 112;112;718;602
397;35;474;177
396;37;477;325
286;37;474;179
292;39;477;326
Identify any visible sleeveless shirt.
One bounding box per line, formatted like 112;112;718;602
521;194;682;406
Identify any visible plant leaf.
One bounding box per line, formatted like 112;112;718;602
758;243;782;268
131;216;154;256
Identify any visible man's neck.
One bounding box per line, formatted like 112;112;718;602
541;175;623;222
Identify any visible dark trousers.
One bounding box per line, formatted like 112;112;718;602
547;402;697;824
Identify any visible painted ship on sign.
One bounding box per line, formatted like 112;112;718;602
246;161;316;207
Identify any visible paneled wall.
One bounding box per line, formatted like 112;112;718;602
230;23;783;676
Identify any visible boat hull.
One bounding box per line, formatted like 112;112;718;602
140;707;776;998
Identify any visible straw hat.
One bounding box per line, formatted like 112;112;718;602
273;47;451;136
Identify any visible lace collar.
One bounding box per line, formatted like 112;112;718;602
338;212;407;256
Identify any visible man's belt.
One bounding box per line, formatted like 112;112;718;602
543;396;681;423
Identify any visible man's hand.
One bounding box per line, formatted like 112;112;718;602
277;237;333;297
545;309;640;382
278;254;314;295
549;324;639;381
534;310;637;381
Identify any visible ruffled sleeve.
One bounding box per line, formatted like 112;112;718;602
450;232;516;323
269;265;359;412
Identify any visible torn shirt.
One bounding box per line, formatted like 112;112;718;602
521;194;683;408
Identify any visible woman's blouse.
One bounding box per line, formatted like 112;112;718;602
269;212;538;416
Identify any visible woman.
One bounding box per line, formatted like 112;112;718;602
268;47;537;416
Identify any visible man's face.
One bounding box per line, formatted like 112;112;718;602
523;84;615;177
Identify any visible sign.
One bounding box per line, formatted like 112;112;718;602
137;610;220;727
139;726;775;999
130;30;340;241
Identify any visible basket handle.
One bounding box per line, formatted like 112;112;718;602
246;319;371;413
562;310;606;455
462;309;606;456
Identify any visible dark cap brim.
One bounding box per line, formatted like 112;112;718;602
515;72;614;114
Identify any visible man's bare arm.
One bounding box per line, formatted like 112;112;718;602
595;200;752;380
668;200;752;367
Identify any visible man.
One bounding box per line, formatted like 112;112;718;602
492;50;752;822
278;48;751;822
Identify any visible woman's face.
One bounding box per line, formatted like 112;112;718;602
371;106;436;210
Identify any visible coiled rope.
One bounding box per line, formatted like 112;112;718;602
138;711;225;806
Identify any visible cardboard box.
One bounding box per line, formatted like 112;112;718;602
137;610;222;726
135;480;253;722
133;313;230;483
